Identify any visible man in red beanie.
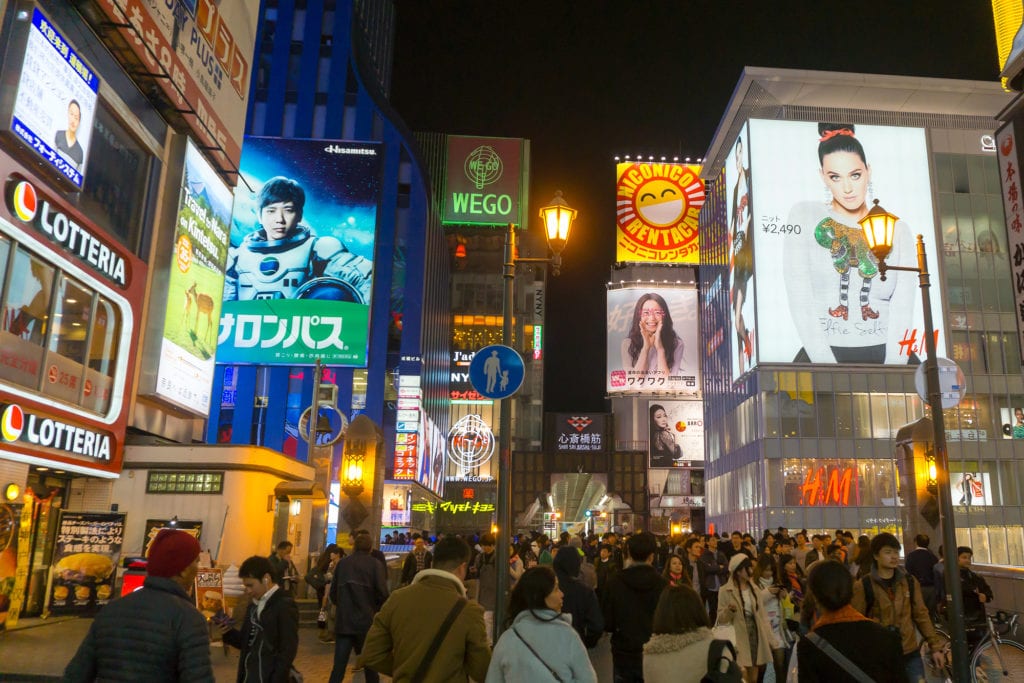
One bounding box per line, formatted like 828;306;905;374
64;529;214;682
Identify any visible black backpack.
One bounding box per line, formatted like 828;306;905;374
701;638;743;683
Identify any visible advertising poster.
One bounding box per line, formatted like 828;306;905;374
49;512;125;615
417;415;445;498
725;123;756;380
218;137;382;365
93;0;258;169
157;141;233;414
1000;405;1024;439
648;400;705;467
748;119;944;365
10;9;99;188
951;472;992;506
442;136;527;226
142;519;203;558
551;413;608;454
995;121;1024;363
607;286;701;394
195;567;224;618
615;162;705;263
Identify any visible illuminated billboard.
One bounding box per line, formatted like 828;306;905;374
615;162;704;263
155;142;233;414
725;123;755;381
217;137;381;365
648;400;704;468
607;286;700;395
9;9;99;189
92;0;257;170
442;136;528;226
748;119;944;365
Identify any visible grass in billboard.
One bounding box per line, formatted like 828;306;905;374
164;261;224;361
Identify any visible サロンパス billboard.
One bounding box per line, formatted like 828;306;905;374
748;119;944;365
217;137;381;365
156;142;233;414
442;136;528;227
607;286;700;394
615;162;704;263
648;400;704;467
9;9;99;189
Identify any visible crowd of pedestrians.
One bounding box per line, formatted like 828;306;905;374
60;524;995;683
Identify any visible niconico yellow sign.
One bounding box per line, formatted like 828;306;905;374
615;162;704;263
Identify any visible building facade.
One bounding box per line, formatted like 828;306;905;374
698;68;1021;565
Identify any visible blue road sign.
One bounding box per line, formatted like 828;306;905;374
468;344;525;399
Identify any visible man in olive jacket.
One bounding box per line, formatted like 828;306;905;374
361;535;491;682
64;529;214;682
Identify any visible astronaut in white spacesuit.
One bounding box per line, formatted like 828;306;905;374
223;176;372;303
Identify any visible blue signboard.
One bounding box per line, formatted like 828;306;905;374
11;9;100;188
468;344;525;399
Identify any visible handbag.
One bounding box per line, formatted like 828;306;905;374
711;621;737;647
804;632;875;683
317;607;327;629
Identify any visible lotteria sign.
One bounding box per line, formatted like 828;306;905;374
1;403;112;461
442;136;528;227
6;178;127;288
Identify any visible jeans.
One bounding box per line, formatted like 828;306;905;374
329;633;378;683
904;651;925;683
613;656;644;683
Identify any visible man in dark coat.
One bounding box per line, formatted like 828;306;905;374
64;529;214;683
267;540;299;597
399;534;433;585
700;533;729;622
328;533;389;683
221;555;300;683
553;544;604;648
602;532;668;683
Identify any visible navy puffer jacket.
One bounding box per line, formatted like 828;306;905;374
64;576;214;682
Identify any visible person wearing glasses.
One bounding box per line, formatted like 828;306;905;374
621;293;685;381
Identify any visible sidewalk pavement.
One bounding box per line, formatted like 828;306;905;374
0;618;616;682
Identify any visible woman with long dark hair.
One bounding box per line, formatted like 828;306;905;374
643;585;714;683
486;566;596;682
649;404;681;466
620;292;685;378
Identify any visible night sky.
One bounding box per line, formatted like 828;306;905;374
390;1;1001;412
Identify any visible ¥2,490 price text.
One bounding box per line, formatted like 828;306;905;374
761;223;802;235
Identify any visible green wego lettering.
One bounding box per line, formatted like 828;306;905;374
451;192;512;216
464;145;503;189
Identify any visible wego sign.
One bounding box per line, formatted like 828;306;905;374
443;136;526;226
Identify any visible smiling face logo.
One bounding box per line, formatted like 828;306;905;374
616;162;705;263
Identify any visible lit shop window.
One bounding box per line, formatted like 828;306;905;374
0;235;124;416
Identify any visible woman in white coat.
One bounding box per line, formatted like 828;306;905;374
643;585;715;683
716;554;775;683
486;566;597;683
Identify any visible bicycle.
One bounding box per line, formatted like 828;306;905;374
932;611;1024;682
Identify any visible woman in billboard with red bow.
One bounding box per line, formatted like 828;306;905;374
785;123;916;364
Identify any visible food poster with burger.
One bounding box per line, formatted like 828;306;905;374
195;567;225;640
49;512;125;614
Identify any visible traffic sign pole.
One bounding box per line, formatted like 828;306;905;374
494;222;516;642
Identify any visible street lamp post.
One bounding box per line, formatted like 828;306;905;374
494;191;576;640
859;199;969;682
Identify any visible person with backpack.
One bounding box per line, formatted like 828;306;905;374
849;533;946;683
644;584;741;683
485;566;597;682
553;545;604;649
796;560;907;682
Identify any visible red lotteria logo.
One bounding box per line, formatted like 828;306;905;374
1;404;25;442
10;181;37;222
1002;135;1014;157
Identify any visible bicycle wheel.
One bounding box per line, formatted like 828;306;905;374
971;638;1024;682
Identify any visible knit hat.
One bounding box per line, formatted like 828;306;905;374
147;529;201;578
728;553;751;575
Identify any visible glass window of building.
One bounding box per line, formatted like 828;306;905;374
1;245;54;389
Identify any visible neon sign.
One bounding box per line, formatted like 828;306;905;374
799;466;858;506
